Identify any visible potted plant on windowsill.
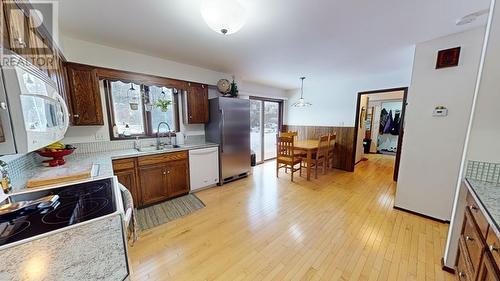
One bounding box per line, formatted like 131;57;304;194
154;98;172;112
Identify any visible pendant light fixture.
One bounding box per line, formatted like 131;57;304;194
128;83;139;111
291;77;312;107
200;0;247;35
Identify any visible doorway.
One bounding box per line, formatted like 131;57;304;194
353;87;408;181
250;97;283;164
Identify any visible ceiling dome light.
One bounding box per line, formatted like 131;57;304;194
200;0;247;35
456;9;489;26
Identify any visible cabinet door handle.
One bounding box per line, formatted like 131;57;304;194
162;170;166;175
73;114;80;118
469;205;478;211
490;244;499;252
465;236;474;241
167;170;170;174
458;272;466;278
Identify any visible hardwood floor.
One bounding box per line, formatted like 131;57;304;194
128;154;455;281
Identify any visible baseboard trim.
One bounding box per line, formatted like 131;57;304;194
393;206;450;224
441;257;455;274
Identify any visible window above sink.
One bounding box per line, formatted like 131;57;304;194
103;80;180;140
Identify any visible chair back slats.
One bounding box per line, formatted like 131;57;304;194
328;133;336;150
277;136;295;158
316;135;330;159
280;131;298;138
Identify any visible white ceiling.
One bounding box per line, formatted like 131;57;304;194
58;0;491;90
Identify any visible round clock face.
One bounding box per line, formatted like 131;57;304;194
217;79;231;94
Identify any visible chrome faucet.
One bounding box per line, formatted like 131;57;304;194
156;122;172;149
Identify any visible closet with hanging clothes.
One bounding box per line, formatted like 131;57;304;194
368;100;403;155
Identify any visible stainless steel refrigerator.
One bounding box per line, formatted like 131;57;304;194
205;97;251;184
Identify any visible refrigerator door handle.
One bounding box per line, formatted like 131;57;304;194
219;109;225;153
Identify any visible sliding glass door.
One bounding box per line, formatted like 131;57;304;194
250;97;283;164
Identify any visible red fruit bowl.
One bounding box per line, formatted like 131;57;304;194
37;149;76;167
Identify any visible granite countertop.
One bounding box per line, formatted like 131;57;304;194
14;142;218;193
465;178;500;236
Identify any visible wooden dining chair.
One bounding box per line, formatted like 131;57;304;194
276;135;302;182
327;133;337;169
301;135;330;179
280;131;298;138
279;131;305;171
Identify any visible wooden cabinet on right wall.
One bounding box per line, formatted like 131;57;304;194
184;82;209;124
66;62;104;126
456;189;500;281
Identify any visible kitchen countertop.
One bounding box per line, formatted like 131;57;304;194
465;178;500;236
14;142;218;193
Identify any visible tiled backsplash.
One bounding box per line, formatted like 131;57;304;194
466;160;500;184
70;135;206;154
0;153;40;192
0;135;207;192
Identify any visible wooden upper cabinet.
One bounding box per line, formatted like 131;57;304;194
3;1;27;51
184;82;209;124
1;2;10;49
66;62;104;126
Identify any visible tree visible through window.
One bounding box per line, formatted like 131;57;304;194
110;81;145;135
105;80;178;139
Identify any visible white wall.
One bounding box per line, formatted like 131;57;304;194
395;27;486;221
444;0;498;268
466;4;500;162
285;68;413;127
59;35;288;143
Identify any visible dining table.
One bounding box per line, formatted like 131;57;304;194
294;139;320;181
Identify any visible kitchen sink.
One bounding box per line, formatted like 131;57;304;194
136;145;181;152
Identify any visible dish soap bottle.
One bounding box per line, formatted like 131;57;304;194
112;123;119;138
134;137;141;150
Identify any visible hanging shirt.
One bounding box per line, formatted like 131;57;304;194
383;110;393;134
391;111;401;135
379;108;389;134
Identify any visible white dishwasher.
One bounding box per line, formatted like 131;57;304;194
189;147;220;192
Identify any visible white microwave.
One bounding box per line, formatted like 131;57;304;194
0;55;69;155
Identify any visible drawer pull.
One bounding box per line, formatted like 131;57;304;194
458;272;466;277
469;205;478;211
465;236;474;241
489;244;499;252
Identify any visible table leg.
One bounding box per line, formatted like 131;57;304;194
307;150;312;181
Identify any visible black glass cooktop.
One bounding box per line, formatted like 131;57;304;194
0;178;116;246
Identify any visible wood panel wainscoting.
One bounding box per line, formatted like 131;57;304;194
283;125;355;172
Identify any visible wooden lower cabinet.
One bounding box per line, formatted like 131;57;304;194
457;186;500;281
139;163;169;206
115;169;139;206
113;151;190;208
166;160;190;198
477;253;500;281
457;240;473;281
112;158;141;207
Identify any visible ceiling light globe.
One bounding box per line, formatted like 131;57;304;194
201;0;247;35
